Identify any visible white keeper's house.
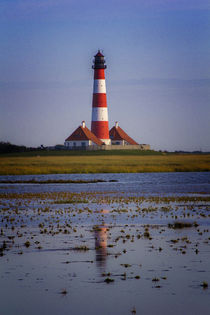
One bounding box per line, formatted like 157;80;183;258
64;121;103;148
109;122;139;145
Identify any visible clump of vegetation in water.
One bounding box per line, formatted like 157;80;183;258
144;231;150;238
104;278;114;283
24;240;30;247
201;281;208;289
143;227;151;238
60;289;68;295
131;307;136;314
168;222;198;229
152;278;160;282
55;199;89;204
73;245;89;251
121;264;131;268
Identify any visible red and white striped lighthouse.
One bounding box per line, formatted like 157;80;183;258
91;50;111;145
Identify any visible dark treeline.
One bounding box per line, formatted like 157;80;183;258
0;142;37;154
0;142;66;154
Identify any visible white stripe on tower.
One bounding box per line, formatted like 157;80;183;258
91;50;110;145
92;107;108;121
93;80;106;94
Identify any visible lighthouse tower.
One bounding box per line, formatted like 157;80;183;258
91;50;111;145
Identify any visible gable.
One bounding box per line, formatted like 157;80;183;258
65;125;103;146
109;126;138;145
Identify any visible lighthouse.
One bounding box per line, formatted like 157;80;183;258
91;50;111;145
64;51;150;150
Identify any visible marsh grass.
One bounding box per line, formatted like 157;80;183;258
0;154;210;175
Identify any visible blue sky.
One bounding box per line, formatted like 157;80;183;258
0;0;210;151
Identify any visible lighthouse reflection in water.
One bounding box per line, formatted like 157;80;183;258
94;209;109;272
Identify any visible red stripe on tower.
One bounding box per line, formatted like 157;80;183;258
91;50;111;145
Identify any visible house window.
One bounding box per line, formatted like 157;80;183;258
73;142;76;146
81;142;86;147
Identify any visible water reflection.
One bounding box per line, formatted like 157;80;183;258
94;224;108;272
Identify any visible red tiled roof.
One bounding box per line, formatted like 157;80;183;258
109;126;139;145
65;125;103;146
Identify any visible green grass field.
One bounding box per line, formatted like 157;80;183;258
0;153;209;175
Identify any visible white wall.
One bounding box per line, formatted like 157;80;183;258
64;140;91;147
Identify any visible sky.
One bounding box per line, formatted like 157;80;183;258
0;0;210;151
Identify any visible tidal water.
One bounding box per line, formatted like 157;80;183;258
0;172;209;195
0;172;210;315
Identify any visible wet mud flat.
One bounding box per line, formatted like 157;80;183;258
1;191;210;315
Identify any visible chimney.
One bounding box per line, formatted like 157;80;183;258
81;121;85;128
115;121;119;128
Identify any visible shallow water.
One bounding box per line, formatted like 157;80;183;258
0;172;210;195
0;173;210;315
